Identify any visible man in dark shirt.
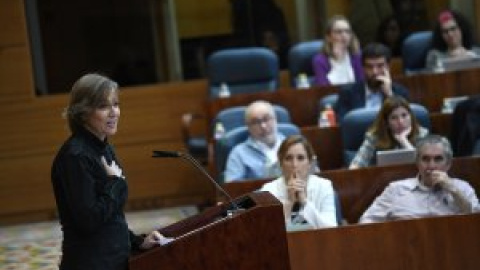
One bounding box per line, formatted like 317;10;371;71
335;43;409;123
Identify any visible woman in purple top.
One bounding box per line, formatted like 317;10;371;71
312;15;364;86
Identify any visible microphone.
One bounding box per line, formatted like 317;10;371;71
152;150;181;158
152;150;243;215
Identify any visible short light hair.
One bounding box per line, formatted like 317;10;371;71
64;73;118;133
415;134;453;163
244;100;275;122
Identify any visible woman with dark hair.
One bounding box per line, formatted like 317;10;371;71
376;15;405;57
51;73;169;270
426;9;480;69
312;15;363;86
260;135;337;229
349;96;429;169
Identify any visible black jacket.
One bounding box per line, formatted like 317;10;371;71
335;82;410;123
450;95;480;156
51;127;143;270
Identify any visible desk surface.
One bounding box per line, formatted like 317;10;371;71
223;156;480;224
287;213;480;270
206;67;480;130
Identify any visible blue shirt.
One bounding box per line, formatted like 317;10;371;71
224;134;285;182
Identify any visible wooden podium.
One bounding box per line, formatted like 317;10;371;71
129;191;291;270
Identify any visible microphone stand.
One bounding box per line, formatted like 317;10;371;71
152;151;244;217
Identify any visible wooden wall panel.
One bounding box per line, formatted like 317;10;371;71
176;0;232;38
0;140;215;222
0;46;34;101
0;80;214;224
0;0;28;46
0;0;34;101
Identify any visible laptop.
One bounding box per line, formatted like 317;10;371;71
376;148;416;166
442;96;469;113
442;56;480;72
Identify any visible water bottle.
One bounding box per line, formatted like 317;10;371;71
318;104;336;127
296;73;310;89
214;122;226;140
318;109;329;127
434;59;445;73
218;82;231;98
324;104;337;127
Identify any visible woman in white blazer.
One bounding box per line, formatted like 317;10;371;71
260;135;338;230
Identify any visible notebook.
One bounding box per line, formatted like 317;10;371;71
442;56;480;72
376;148;416;166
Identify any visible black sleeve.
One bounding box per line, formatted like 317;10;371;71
129;230;146;251
61;153;127;233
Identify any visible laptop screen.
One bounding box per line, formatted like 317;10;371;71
376;148;416;166
442;56;480;72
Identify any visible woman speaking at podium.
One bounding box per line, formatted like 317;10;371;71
260;135;338;230
51;73;167;270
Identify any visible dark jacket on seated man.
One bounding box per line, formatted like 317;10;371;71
336;82;409;122
335;42;410;123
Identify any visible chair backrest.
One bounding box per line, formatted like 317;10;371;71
410;103;431;130
318;93;339;111
213;105;291;133
341;103;430;166
207;47;280;99
288;40;324;86
473;139;480;155
215;123;301;183
401;31;433;74
341;108;379;165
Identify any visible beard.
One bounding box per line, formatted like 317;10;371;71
257;130;278;147
367;78;383;90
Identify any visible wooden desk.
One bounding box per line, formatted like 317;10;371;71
205;86;338;132
287;213;480;270
206;68;480;133
210;113;453;176
223;156;480;224
129;192;290;270
302;113;452;171
398;68;480;112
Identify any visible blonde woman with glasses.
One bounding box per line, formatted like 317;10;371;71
313;15;364;86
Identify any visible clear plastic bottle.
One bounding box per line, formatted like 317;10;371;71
318;104;336;127
324;104;337;127
214;122;226;140
434;59;445;73
296;73;310;89
218;82;231;98
318;111;330;127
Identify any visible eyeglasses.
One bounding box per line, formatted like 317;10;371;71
247;115;274;127
441;25;458;35
331;28;351;34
